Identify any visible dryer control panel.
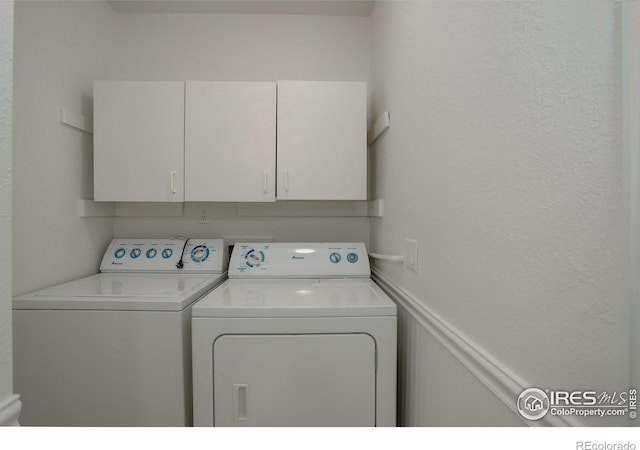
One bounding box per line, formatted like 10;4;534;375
229;243;370;278
100;238;228;273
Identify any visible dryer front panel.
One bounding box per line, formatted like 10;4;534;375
212;333;376;426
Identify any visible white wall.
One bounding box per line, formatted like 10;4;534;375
396;306;522;426
370;1;626;426
111;11;371;244
12;4;372;284
0;0;15;414
13;1;118;296
624;1;640;405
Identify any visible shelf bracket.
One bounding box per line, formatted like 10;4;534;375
60;107;93;134
367;111;390;145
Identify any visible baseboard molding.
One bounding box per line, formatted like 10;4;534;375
0;394;21;426
371;268;582;427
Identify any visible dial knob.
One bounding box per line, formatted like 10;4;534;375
346;252;359;263
130;248;141;259
329;252;341;264
245;249;264;267
114;248;126;259
161;248;173;259
191;245;209;263
146;248;157;259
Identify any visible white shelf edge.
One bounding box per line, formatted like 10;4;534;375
60;107;93;134
80;200;381;218
115;202;185;217
367;111;390;145
78;199;115;217
236;199;383;217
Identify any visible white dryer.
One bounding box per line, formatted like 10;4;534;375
192;242;397;427
13;238;228;426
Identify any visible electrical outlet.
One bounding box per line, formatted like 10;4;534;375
404;239;418;272
197;204;210;224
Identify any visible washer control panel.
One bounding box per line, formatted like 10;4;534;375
229;243;369;278
100;238;228;273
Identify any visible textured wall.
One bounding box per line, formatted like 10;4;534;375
13;1;118;296
370;1;626;425
0;0;14;400
625;1;640;402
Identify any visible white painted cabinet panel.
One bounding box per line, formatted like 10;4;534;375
213;334;376;426
93;81;185;202
276;81;367;200
185;81;276;202
94;80;366;203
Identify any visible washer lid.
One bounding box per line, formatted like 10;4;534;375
13;273;227;311
191;278;397;318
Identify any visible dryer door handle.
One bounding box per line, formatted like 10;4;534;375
233;384;249;422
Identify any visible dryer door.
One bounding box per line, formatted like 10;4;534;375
213;333;376;426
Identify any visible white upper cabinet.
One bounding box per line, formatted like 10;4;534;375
93;81;185;202
93;80;366;203
276;81;367;201
185;81;276;202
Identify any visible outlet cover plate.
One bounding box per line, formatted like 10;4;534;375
198;204;210;224
404;238;418;272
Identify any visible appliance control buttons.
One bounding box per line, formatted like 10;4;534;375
346;252;359;263
130;248;141;259
329;252;342;264
114;247;126;259
245;249;265;268
146;248;157;259
161;248;174;259
191;245;209;263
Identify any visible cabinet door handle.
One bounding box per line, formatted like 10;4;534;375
233;384;249;422
263;171;268;194
170;171;176;194
284;170;289;192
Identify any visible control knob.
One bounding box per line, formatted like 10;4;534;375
245;249;265;267
329;252;341;264
191;245;209;263
346;252;359;263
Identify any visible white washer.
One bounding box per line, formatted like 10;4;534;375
192;242;397;427
13;238;228;426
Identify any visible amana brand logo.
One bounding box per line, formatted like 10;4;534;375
291;255;305;260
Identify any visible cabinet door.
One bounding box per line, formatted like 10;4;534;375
213;334;376;426
276;81;367;200
94;81;185;202
185;81;276;202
